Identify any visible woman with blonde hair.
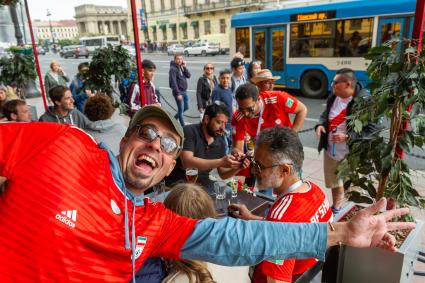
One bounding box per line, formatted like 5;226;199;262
162;183;250;283
44;60;69;95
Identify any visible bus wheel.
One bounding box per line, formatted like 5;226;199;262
300;70;328;98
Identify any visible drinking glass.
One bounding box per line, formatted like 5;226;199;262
185;168;198;183
214;182;226;200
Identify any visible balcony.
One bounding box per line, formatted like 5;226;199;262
183;0;269;16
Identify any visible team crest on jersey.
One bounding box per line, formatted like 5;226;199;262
275;119;281;125
134;236;148;260
286;98;294;108
110;200;121;215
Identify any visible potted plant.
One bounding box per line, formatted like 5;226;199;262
332;38;425;283
82;44;134;114
0;47;38;99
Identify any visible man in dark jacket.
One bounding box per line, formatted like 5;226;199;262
169;53;191;127
315;68;380;214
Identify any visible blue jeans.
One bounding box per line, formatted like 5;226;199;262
174;92;189;127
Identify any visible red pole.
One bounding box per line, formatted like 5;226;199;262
130;0;146;106
395;0;425;159
23;0;48;111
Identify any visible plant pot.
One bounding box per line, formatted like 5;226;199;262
331;202;424;283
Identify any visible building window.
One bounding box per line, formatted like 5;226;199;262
171;0;175;9
153;30;157;41
220;19;226;34
162;28;167;40
160;0;165;11
204;20;211;35
182;26;188;39
150;0;155;12
172;27;177;40
235;27;250;58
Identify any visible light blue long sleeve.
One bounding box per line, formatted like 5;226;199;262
181;217;327;266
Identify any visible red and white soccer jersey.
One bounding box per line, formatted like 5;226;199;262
231;90;298;142
0;122;197;282
252;182;332;283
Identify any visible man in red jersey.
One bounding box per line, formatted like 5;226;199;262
0;106;415;283
230;127;333;283
231;83;307;155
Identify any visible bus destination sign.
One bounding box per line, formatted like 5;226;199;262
291;10;336;22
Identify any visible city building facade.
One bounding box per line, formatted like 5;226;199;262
32;20;79;42
75;4;128;38
126;0;277;47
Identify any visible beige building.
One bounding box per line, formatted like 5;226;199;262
32;20;79;42
75;4;129;38
127;0;276;47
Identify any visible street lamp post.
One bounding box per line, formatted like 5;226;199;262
46;9;54;45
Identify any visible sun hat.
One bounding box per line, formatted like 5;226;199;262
251;69;281;84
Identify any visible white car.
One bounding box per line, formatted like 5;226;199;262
167;44;185;55
183;42;219;56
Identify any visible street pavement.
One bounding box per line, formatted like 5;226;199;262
27;50;425;280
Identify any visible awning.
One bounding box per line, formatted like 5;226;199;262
151;25;156;31
159;24;167;29
168;23;176;28
179;22;187;28
190;21;198;27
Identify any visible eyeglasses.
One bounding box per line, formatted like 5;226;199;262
332;80;347;85
238;103;256;114
251;159;293;174
136;125;181;155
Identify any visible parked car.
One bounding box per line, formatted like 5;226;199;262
60;45;89;59
183;42;219;56
36;46;46;55
167;44;185;55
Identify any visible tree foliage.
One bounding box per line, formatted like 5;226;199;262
83;45;134;97
338;39;425;209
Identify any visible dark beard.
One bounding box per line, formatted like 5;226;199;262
206;122;222;137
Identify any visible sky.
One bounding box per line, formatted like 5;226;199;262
27;0;128;21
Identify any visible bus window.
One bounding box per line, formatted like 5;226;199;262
336;18;373;57
271;29;284;71
290;21;335;57
379;22;401;45
254;31;266;67
235;27;250;57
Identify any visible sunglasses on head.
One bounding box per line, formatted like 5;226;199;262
136;124;181;155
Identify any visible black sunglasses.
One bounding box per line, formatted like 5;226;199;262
136;125;181;155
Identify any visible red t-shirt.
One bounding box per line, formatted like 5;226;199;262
231;90;298;142
0;123;197;282
252;182;333;283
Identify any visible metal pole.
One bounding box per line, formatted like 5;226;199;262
130;0;146;106
47;9;54;45
24;0;48;111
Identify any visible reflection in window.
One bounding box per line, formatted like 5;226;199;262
235;27;250;58
272;29;284;71
254;31;266;68
379;22;401;45
290;17;373;57
336;18;373;56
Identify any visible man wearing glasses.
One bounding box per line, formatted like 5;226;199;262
231;83;307;157
229;126;332;283
0;106;413;282
315;68;380;214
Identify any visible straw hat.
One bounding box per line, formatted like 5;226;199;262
251;69;280;84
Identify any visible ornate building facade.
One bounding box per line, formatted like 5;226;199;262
75;4;128;38
126;0;277;46
32;20;79;42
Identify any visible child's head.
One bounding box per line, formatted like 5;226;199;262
164;183;217;219
218;69;232;89
142;59;156;82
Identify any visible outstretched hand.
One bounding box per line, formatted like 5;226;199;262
344;198;416;251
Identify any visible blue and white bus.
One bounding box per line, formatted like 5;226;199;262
231;0;418;98
80;35;121;54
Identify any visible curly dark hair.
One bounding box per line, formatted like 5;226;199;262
84;94;114;121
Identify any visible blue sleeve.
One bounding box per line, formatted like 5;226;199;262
211;89;219;103
183;67;191;78
69;79;87;106
180;218;327;266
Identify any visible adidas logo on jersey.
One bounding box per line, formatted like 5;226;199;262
56;210;77;228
